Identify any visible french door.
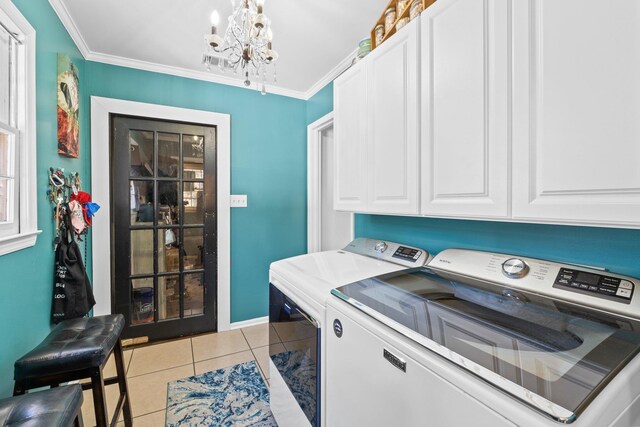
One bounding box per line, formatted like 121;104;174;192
111;115;217;341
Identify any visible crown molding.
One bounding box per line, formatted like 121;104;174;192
85;51;307;99
48;0;91;57
304;48;357;100
48;0;349;101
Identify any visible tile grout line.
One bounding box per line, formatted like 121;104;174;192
190;337;195;376
132;408;166;421
126;362;195;380
125;349;134;374
193;347;257;365
241;328;269;383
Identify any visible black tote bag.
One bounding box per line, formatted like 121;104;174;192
52;206;96;323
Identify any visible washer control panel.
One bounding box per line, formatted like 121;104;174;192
554;268;634;303
429;248;640;320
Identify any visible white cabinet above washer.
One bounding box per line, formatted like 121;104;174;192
420;0;510;218
334;60;368;212
333;0;640;228
334;19;420;215
511;0;640;227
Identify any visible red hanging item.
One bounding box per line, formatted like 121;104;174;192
70;191;92;226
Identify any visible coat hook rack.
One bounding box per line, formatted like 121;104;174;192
47;167;100;248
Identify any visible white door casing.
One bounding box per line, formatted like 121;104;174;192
421;0;510;218
512;0;640;227
307;112;354;253
90;96;232;332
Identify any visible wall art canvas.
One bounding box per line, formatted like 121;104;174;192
57;53;79;158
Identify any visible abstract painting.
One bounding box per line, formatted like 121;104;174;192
57;54;79;158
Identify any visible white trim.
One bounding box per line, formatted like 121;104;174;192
303;48;357;100
47;0;348;101
47;0;90;57
0;230;41;256
86;51;307;100
230;316;269;330
307;112;354;253
0;0;40;256
90;96;232;332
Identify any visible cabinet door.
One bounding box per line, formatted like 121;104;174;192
512;0;640;227
366;20;420;214
421;0;510;218
333;61;368;212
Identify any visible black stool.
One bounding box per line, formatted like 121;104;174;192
13;315;132;427
0;384;83;426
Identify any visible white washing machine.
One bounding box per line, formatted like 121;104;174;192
267;238;431;427
326;248;640;426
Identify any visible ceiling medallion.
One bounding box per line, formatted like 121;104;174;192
203;0;279;95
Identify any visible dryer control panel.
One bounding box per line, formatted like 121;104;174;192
343;238;432;268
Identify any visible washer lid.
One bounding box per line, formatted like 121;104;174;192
332;266;640;424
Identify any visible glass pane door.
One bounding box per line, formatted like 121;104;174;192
112;115;217;341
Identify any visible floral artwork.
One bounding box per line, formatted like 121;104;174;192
57;54;79;158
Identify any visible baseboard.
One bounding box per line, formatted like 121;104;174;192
229;316;269;330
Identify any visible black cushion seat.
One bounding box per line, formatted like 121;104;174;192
14;315;125;380
0;384;83;427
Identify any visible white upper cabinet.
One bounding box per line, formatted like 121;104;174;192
367;19;420;214
420;0;510;218
512;0;640;227
334;60;368;212
334;20;420;214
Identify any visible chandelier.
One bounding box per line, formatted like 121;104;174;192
203;0;279;95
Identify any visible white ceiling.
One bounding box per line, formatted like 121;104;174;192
52;0;388;98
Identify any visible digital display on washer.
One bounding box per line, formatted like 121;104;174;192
576;272;599;286
392;246;421;262
553;268;634;303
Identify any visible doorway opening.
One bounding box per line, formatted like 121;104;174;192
308;112;354;253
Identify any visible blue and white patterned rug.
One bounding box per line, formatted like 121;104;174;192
166;361;277;427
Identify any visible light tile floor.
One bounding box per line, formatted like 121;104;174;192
80;324;278;427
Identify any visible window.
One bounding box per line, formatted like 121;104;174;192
0;0;38;255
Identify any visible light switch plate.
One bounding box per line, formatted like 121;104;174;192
230;194;248;208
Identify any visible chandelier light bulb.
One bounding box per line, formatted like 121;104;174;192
256;0;265;13
210;10;220;26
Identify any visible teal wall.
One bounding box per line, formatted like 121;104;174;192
306;82;333;125
85;62;308;323
0;0;89;398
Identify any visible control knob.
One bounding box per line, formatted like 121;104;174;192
374;241;388;253
502;258;529;279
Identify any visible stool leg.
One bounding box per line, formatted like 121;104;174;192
74;411;84;427
114;340;133;427
13;380;26;396
91;367;108;427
